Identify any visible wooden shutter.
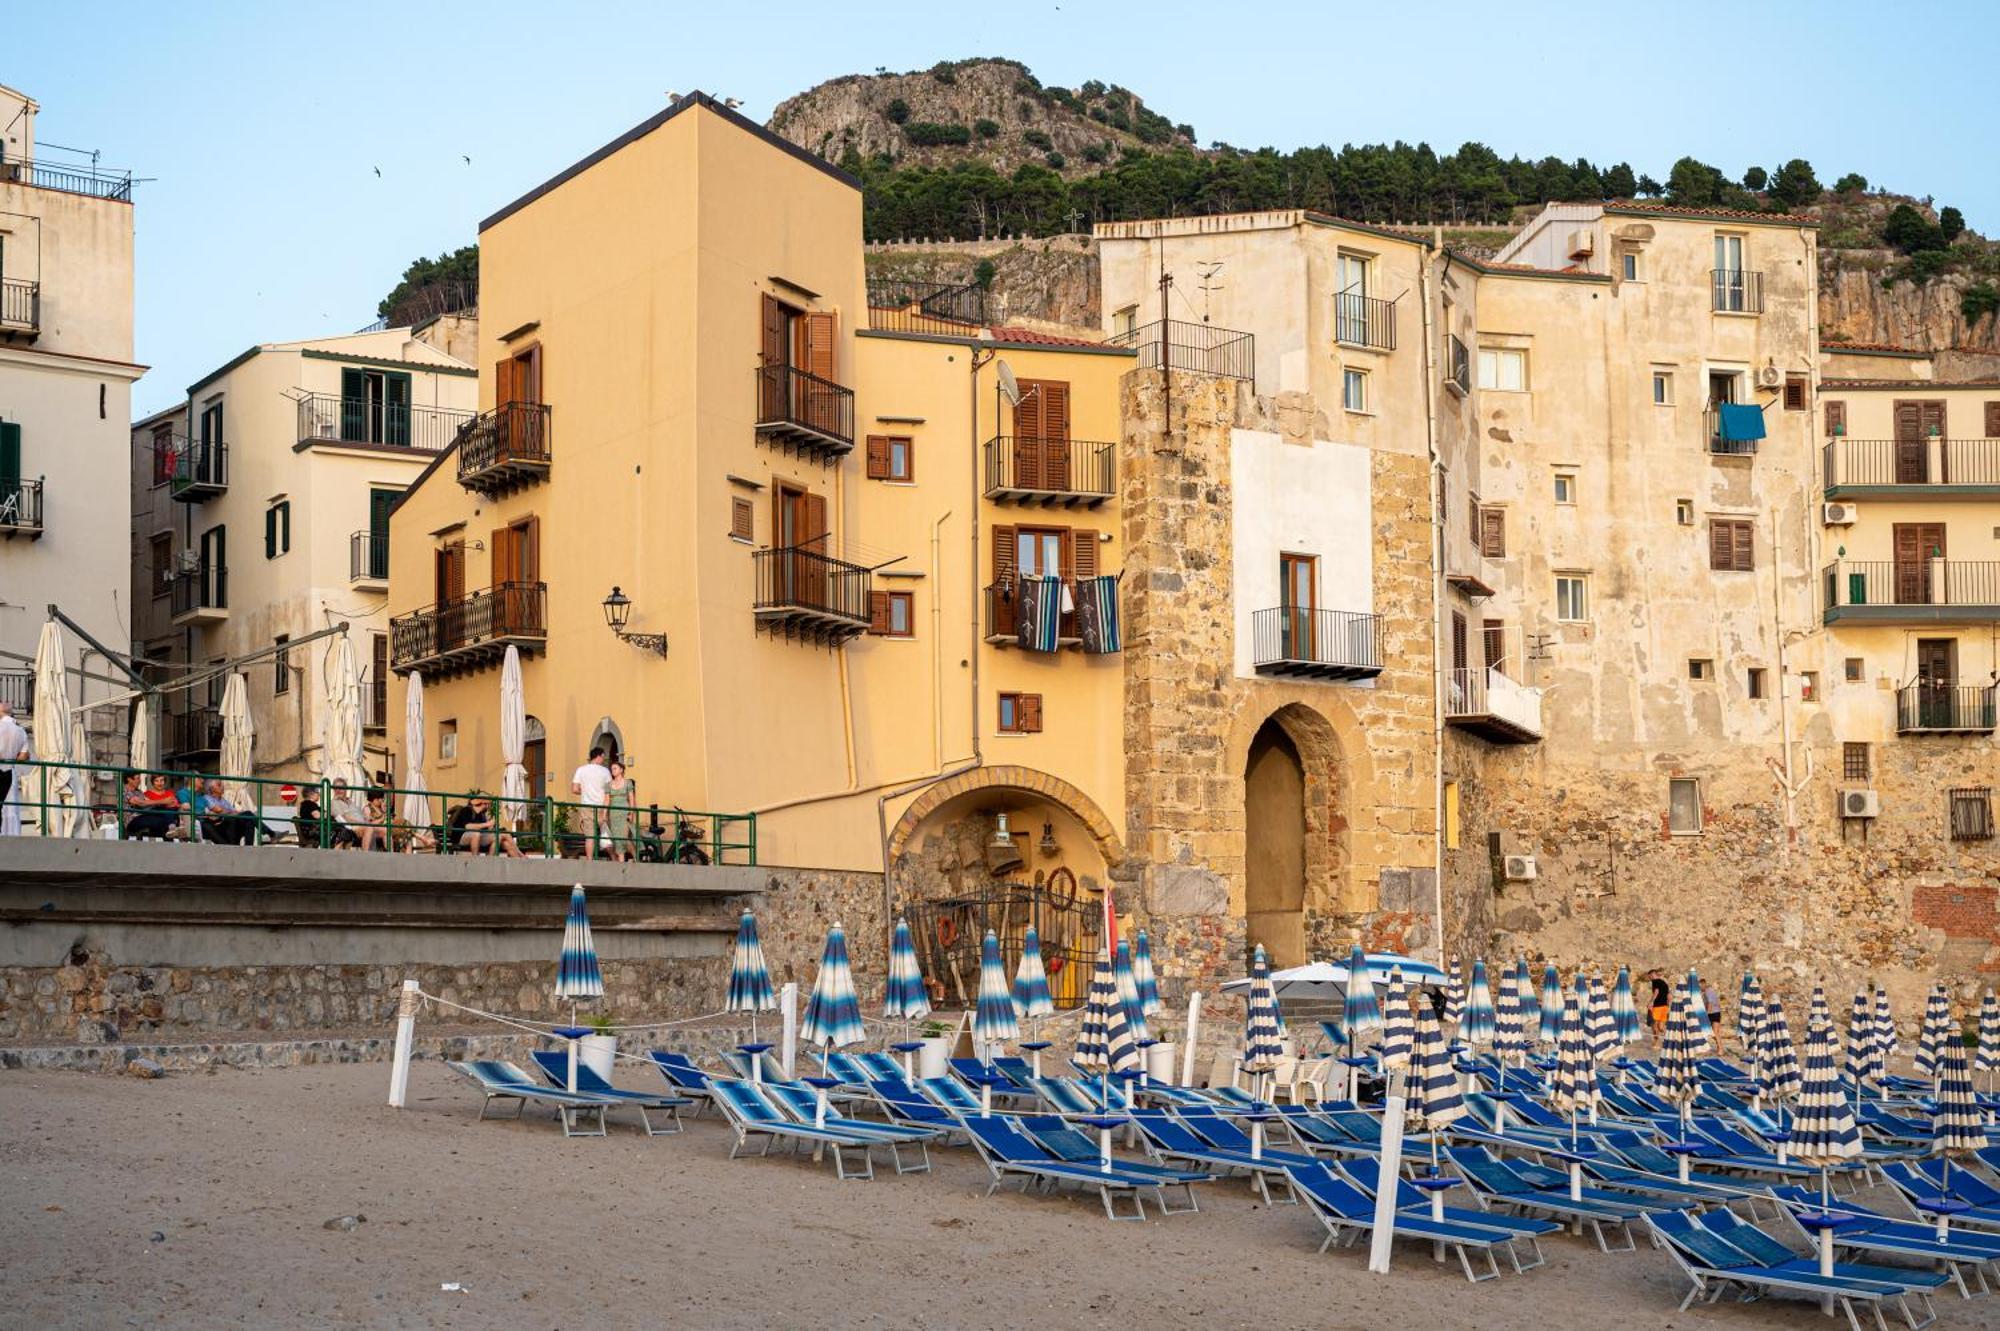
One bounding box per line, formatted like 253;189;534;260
494;355;518;408
518;345;542;404
517;516;541;582
868;591;890;635
1479;507;1505;558
865;435;891;479
1825;400;1846;436
990;524;1017;637
1072;528;1098;580
1468;492;1481;544
1985;401;2000;438
490;526;512;586
730;497;753;542
1041;380;1071;487
264;506;278;558
1018;694;1043;733
760;295;785;366
803;492;828;545
1482;619;1505;669
800;312;836;381
1450;611;1467;673
385;371;412;446
1783;375;1806;411
1709;519;1753;572
802;492;829;606
1013;384;1046;491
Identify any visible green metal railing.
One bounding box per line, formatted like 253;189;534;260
10;759;755;866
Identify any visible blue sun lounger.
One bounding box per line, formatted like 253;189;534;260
1882;1161;2000;1232
719;1047;787;1082
1686;1116;1838;1180
954;1112;1177;1222
1444;1145;1643;1252
1338;1158;1560;1264
950;1057;1039;1104
917;1075;987;1116
1029;1075;1132;1116
447;1059;618;1138
1268;1104;1379;1156
866;1078;965;1136
1284;1162;1537;1282
1127;1107;1307;1205
1017;1115;1214;1213
1501;1153;1717;1212
527;1050;690;1135
646;1050;725;1114
760;1081;939;1174
1646;1209;1938;1331
1767;1186;2000;1298
707;1078;885;1181
1705;1206;1969;1304
1599;1130;1765;1200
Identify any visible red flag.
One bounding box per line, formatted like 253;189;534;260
1102;891;1119;960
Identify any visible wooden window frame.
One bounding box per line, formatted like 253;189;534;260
1825;400;1847;437
273;634;291;695
1478;506;1506;559
1653;370;1674;406
1553;472;1576;505
865;434;914;482
1783;374;1809;412
264;500;291;559
1949;787;1993;842
1708;517;1754;572
1668;778;1703;835
1843;657;1864;682
1341;367;1368;413
150;532;173;598
1478;346;1527;392
1675;498;1694;526
1687;659;1713;681
1747;666;1766;699
868;589;915;639
997;692;1043;734
1554;573;1588;623
1842;742;1870;782
729;497;754;544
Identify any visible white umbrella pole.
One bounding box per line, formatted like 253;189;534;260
779;982;799;1080
1181;992;1202;1087
387;978;420;1108
566;1000;579;1092
1366;1067;1408;1274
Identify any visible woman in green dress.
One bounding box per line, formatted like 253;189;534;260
604;759;636;862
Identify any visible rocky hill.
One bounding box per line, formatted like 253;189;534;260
768;58;1194;180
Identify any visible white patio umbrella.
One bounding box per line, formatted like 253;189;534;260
400;670;428;831
320;636;367;790
499;645;528;829
128;694;152;771
219;673;255;810
31;620;80;836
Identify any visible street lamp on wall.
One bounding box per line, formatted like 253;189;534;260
602;586;667;656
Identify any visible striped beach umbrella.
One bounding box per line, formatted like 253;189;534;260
725;908;776;1044
1340;945;1381;1059
972;929;1020;1051
1012;924;1054;1021
1760;996;1801;1114
1873;985;1898;1061
883;916;930;1025
1075;942;1139;1107
1493;970;1530;1099
1916;984;1951;1084
1379;969;1414;1071
1611;966;1641;1045
1131;929;1161;1018
556;884;604;1003
1513;958;1540;1047
1551;989;1596;1123
1685;969;1715;1053
1462;959;1496;1049
1738;974;1768;1089
800;923;865;1052
1584;973;1617;1067
1113;938;1150;1044
1791;1004;1863;1218
1809;983;1831;1032
1443;956;1465;1030
1538;964;1563;1049
1407;1009;1465;1188
1845;990;1881;1095
1656;988;1702;1137
1977;991;1999;1089
1933;1035;1983;1160
1241;944;1285;1090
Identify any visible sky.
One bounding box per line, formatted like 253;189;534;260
14;0;1999;414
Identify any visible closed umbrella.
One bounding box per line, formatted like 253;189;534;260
1738;975;1768;1103
1845;990;1882;1101
498;645;528;830
1240;944;1285;1143
1790;1003;1864;1280
1406;1008;1465;1201
1379;970;1414;1072
1340;944;1381;1065
1443;956;1464;1031
128;694;151;771
883;916;930;1078
1462;959;1496;1049
1113;937;1149;1045
1012;924;1054;1076
1075;939;1139;1160
1656;987;1703;1176
1977;991;1999;1097
1916;984;1950;1087
726;909;777;1077
1611;966;1641;1045
1873;986;1899;1074
31;620;78;836
1932;1035;1984;1233
800;923;865;1124
1513;958;1540;1050
1493;969;1529;1091
1131;929;1161;1019
1549;989;1596;1198
321;635;367;792
1538;963;1563;1050
1685;969;1715;1053
1809;983;1831;1031
1761;996;1801;1156
973;929;1020;1048
1585;971;1617;1066
554;884;604;1091
218;673;254;812
400;669;428;832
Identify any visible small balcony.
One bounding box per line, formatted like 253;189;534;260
1334;292;1397;352
1250;607;1382;681
1823;560;2000;624
350;531;389;588
455;402;550;496
0;669;31;717
390;582;546;677
983;576;1123;653
1446;665;1543;743
163;706;223;761
753;545;872;646
1824;437;2000;498
754;363;854;462
1;153;135;202
1711;269;1764;314
1703;409;1761;457
983;435;1115;507
0;477;44;539
169;565;229;627
0;277;39;341
169;441;229;501
1105;318;1255;382
297;393;473;453
1897;684;1997;735
985;579;1079;649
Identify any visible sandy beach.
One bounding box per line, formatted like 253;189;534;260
0;1058;1932;1330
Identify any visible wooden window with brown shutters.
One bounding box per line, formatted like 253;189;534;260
989;522;1018;638
868;590;914;638
729;497;754;543
1985;400;2000;439
1450;611;1468;674
794;310;840;431
1783;374;1808;411
1478;506;1505;559
1824;399;1846;437
1012;378;1072;492
1893;400;1946;485
1468;491;1481;545
492;516;541;585
1708;518;1754;572
865;434;913;481
1482;619;1506;670
434;540;467;651
998;692;1043;734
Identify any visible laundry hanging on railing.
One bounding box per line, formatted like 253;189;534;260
1016;575;1066;652
1075;574;1122;654
1715;402;1766;443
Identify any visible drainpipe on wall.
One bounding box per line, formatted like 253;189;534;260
1418;256;1448;965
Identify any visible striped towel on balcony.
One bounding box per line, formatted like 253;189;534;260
1016;575;1064;653
1075;575;1121;655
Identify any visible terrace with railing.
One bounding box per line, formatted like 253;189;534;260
1824;437;2000;496
1445;665;1544;743
390;581;547;676
297;393;473;453
1896;684;1997;735
166;438;229;500
1445;334;1470;395
1703;409;1761;456
1711;268;1764;314
169;563;228;626
0;669;31;717
1105;318;1255;382
1250;608;1382;681
0;477;44;538
1823;560;2000;623
350;531;389;586
455;402;550;495
0;276;38;340
865;278;988;335
982;435;1115;507
753;545;873;645
163;705;223;761
754;363;854;461
0;153;135;202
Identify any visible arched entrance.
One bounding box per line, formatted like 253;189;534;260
1245;718;1307;967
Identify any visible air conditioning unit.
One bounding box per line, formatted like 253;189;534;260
1822;502;1857;526
1503;854;1538;882
1841;789;1880;819
1567;228;1595;259
1756;365;1785;389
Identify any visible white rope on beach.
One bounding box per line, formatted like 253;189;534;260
412;988;730;1036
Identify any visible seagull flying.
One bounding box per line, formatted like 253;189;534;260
372;166;381;178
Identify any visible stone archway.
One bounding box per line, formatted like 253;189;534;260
886;764;1124;867
1245;719;1307;967
1225;698;1357;960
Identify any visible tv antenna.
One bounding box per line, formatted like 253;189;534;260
1193;261;1224;323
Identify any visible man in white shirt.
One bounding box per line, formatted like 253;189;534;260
0;702;27;831
570;746;612;860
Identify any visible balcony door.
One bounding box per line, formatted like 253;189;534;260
774;483;828;608
341;367;412;446
434;540;466;651
1893;522;1944;604
1335;253;1372;344
1012;378;1071;492
1714;234;1747;310
1893;400;1945;485
1917;638;1957;728
0;419;18;509
1280;552;1317;660
367;488;396;580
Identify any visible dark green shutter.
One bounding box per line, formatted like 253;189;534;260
340;367;366;442
264;506;277;558
368;488;396;579
385;372;411;447
280;501;291;553
0;421;20;496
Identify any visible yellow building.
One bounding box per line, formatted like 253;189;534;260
388;96;1133;932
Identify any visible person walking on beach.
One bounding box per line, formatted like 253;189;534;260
1646;968;1671;1039
1701;978;1722;1039
570;746;611;860
0;702;27;825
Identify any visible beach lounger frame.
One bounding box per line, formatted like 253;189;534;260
954;1113;1168;1222
708;1080;879;1181
1284;1163;1542;1283
1645;1211;1936;1331
527;1050;689;1136
1445;1145;1639;1253
760;1082;938;1175
447;1059;612;1138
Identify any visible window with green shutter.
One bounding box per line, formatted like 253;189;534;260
265;500;290;558
339;367;415;445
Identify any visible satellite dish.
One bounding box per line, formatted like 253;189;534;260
996;360;1021;407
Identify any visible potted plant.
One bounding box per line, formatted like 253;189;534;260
917;1018;956;1080
579;1010;618;1081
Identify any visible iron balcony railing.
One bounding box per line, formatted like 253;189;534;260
163;706;224;758
985;578;1082;645
982;435;1115;501
170;440;229;497
170;563;227;618
297;393;473;452
1703;409;1759;456
1105;318;1255;382
1445;333;1470;394
1711;268;1764;314
1897;684;1997;734
0;153;135;202
455;402;551;492
1445;665;1545;740
0;477;44;535
866;278;988;334
754;363;855;448
0;277;38;333
1251;607;1382;676
1824;560;2000;611
390;582;547;672
753;546;872;625
350;530;389;582
1334;291;1397;351
1823;437;2000;489
0;668;31;716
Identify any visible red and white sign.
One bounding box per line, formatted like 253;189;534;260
278;784;299;805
